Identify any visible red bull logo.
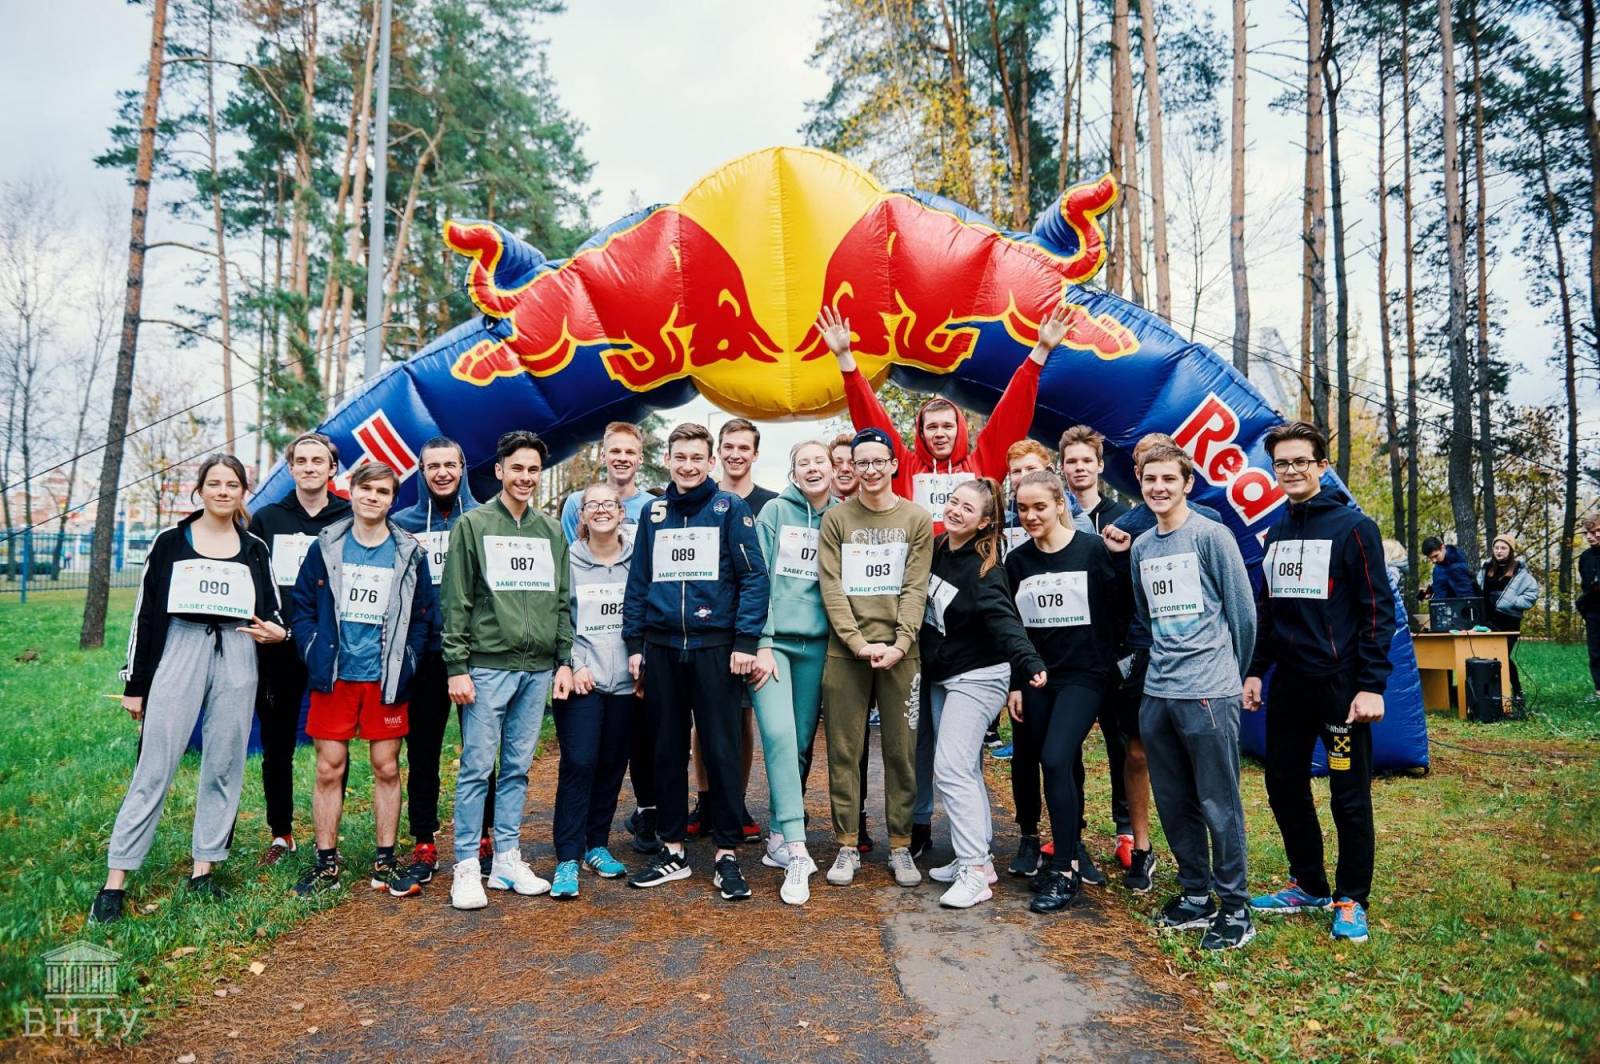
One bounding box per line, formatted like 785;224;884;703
331;410;417;495
1172;393;1285;524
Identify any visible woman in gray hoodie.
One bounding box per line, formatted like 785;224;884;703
549;484;636;898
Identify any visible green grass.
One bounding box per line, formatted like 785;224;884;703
0;590;473;1043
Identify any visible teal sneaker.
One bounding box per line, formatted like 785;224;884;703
584;847;627;879
1330;898;1369;943
1250;878;1333;915
550;860;580;899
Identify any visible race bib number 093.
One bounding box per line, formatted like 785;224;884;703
841;543;907;597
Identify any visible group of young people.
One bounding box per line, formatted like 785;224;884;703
89;299;1401;952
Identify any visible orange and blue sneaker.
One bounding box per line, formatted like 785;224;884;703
1250;878;1333;915
1330;897;1370;943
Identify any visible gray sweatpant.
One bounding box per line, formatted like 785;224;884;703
931;664;1010;865
1140;694;1249;909
108;620;259;871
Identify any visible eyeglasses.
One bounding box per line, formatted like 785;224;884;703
1270;457;1319;474
581;500;620;514
851;458;892;471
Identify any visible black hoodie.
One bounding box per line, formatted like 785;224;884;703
1247;489;1397;694
919;534;1045;684
248;491;353;592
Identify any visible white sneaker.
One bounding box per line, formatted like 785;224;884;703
488;849;551;896
931;858;997;884
826;846;860;885
761;833;790;869
939;864;994;908
780;856;815;905
889;846;922;887
451;859;488;910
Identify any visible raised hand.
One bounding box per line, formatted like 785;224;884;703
1033;297;1074;359
815;306;856;371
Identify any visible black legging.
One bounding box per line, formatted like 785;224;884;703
1019;682;1106;873
1488;610;1524;699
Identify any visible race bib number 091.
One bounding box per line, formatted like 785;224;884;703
484;536;556;592
1141;553;1204;619
167;559;254;618
653;528;719;581
1015;571;1090;627
1264;539;1332;600
339;563;392;626
841;543;907;597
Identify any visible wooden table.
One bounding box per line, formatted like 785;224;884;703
1411;631;1513;719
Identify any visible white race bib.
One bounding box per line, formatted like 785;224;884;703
653;527;718;581
841;542;907;597
924;573;959;634
167;559;254;618
484;536;556;592
339;563;392;626
912;471;976;518
270;533;316;586
575;582;627;640
414;531;449;586
1264;539;1333;600
776;526;821;582
1015;571;1091;627
1140;552;1204;620
1003;526;1030;555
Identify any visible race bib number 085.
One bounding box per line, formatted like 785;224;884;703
841;543;907;597
1264;539;1332;600
1141;553;1204;619
484;536;556;592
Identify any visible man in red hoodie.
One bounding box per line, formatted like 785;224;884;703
814;301;1074;529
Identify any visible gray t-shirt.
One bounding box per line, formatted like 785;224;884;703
1130;511;1256;700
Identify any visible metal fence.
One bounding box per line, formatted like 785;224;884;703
0;529;155;596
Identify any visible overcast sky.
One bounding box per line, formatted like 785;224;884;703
2;1;1588;491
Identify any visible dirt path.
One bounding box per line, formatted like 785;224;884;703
98;731;1225;1063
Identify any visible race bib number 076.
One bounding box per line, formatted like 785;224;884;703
339;563;392;626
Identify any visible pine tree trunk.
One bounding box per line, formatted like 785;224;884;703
1401;0;1421;606
1229;0;1250;376
1324;0;1351;479
1584;1;1600;408
1535;129;1580;614
1072;0;1085;181
1469;3;1496;540
380;124;445;355
1303;0;1329;436
81;0;167;649
936;0;978;206
1377;40;1404;548
1140;0;1172;319
985;0;1030;229
205;0;236;446
286;0;319;385
1438;0;1479;568
1059;5;1073;191
1107;34;1125;294
1112;0;1145;304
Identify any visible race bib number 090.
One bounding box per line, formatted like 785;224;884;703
1015;571;1090;627
653;528;719;581
167;559;254;618
484;536;556;592
339;563;392;626
841;543;907;597
1264;539;1332;600
1141;553;1204;619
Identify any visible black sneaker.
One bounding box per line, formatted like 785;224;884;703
1008;835;1042;877
292;859;342;899
371;856;423;898
406;842;438;885
629;808;663;854
1029;870;1081;913
1075;841;1107;886
1124;849;1158;894
713;854;752;901
188;873;225;900
909;822;933;861
858;815;875;855
1157;893;1219;931
89;889;125;924
1200;906;1257;951
629;848;691;888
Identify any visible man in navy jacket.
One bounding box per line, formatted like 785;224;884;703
1422;537;1477;600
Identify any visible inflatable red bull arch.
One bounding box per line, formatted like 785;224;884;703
254;146;1426;772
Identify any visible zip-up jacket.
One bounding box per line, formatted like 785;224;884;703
440;495;572;676
393;478;478;652
121;511;282;698
919;534;1046;684
247;491;353;596
1428;545;1477;600
623;478;769;656
1478;560;1539;621
569;533;635;695
755;482;837;645
1579;546;1600;619
1247;490;1396;694
288;517;436;704
840;360;1042;508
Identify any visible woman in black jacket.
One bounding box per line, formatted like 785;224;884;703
1004;471;1129;913
91;455;287;923
921;478;1047;910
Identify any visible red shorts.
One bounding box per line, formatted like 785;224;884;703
307;681;409;741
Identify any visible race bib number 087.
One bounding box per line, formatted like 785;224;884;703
484;536;556;592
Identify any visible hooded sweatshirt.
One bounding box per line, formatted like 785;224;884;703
248;491;353;594
1579;545;1600;619
1246;489;1396;694
755;482;838;645
840;361;1043;520
568;531;635;694
1428;545;1477;600
919;533;1045;684
393;476;479;651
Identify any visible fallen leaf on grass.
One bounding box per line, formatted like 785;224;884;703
289;1001;305;1011
212;990;228;998
228;1030;239;1039
248;961;266;976
797;1021;809;1029
1571;911;1585;922
178;1054;196;1063
1209;980;1228;993
169;947;198;960
823;1035;841;1044
1305;1019;1324;1032
694;993;711;1002
306;1026;319;1035
141;903;159;914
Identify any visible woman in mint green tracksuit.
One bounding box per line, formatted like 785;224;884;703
750;439;837;905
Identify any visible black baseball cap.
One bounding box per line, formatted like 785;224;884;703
851;427;896;454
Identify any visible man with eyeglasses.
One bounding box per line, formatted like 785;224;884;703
393;436;488;883
561;421;653;542
1244;421;1395;946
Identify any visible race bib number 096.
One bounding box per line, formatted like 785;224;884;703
912;472;976;518
1141;553;1204;619
414;531;448;586
484;536;556;592
167;559;254;618
841;543;907;597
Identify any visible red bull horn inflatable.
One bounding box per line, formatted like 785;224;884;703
253;146;1426;772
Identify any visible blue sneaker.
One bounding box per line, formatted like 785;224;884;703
990;743;1013;761
550;860;580;899
1250;878;1333;915
1330;898;1369;943
584;847;627;879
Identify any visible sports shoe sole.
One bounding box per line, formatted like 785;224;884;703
550;885;579;900
714;875;752;901
451;891;488;911
940;886;993;908
488;877;551;897
374;879;422;898
629;865;692;888
584;861;627;879
1157;914;1215;932
761;853;789;869
1201;924;1258;951
1331;930;1370;944
1125;856;1160;895
1252;901;1333;915
825;867;858;886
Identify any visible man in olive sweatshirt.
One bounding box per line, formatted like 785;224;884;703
818;427;934;888
441;431;574;911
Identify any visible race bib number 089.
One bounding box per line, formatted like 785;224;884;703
1141;553;1204;619
841;543;907;597
653;528;719;581
484;536;556;592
